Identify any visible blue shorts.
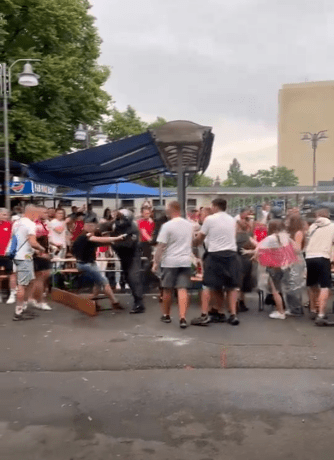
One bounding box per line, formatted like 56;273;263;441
77;262;109;287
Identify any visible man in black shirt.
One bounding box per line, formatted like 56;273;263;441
72;220;124;308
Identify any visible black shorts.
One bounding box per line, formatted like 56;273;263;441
203;251;241;290
0;256;13;274
306;258;331;288
34;256;52;272
161;267;191;289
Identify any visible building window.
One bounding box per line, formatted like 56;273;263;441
187;198;197;208
121;199;134;209
152;199;166;207
90;199;103;207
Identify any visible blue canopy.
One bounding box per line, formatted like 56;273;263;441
64;182;174;199
28;132;166;191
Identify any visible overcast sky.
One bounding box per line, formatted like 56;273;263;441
90;0;334;179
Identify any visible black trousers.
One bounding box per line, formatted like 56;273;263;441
118;249;144;306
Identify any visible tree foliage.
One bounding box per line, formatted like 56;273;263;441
222;159;299;187
104;105;167;141
1;0;110;163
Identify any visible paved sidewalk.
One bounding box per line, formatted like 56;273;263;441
1;292;334;371
1;292;334;459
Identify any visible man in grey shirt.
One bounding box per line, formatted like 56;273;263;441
153;201;194;329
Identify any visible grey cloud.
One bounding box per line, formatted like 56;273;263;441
92;0;334;125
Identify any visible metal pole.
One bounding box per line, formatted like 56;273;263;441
3;63;10;211
313;144;317;195
86;128;89;149
159;174;163;206
116;183;119;209
177;148;186;217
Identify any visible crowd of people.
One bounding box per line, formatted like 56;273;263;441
0;199;333;328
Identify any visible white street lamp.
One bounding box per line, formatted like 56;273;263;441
0;59;40;210
18;62;39;87
95;126;107;142
74;124;87;141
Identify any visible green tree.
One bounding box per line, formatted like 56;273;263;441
222;158;248;187
104;106;167;140
1;0;110;163
252;166;298;187
191;174;214;187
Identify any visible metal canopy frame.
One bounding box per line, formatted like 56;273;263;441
150;121;214;216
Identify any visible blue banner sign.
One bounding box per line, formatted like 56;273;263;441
9;180;56;196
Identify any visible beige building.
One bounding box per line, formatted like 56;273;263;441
278;81;334;186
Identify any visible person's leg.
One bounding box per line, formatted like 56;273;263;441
162;289;173;316
31;271;43;303
211;289;225;312
201;288;211;315
318;288;330;317
269;277;285;314
7;272;17;304
124;252;144;310
104;283;118;305
178;288;189;320
16;284;26;314
308;286;319;314
227;289;238;315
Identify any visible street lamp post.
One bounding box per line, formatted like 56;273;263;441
301;130;328;194
75;124;107;149
0;59;40;210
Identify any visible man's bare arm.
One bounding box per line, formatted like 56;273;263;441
28;235;45;253
153;243;167;269
193;232;206;247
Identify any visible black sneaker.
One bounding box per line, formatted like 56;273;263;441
210;312;226;323
237;301;249;313
315;315;328;326
227;314;240;326
309;311;318;320
191;314;210;326
129;305;145;314
180;318;188;329
13;312;35;321
23;307;39;317
161;314;171;323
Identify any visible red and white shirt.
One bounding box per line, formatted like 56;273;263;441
0;220;12;256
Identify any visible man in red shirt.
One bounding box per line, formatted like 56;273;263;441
137;206;155;259
0;208;16;303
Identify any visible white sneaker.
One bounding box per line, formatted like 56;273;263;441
6;292;16;304
125;284;130;290
28;299;39;308
269;311;286;320
36;302;52;311
116;283;121;291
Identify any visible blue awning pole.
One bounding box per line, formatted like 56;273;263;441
159;174;163;206
86;189;90;208
116;183;119;209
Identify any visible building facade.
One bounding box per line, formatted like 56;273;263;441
278;81;334;186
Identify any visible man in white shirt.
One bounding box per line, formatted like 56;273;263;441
153;201;194;329
194;198;240;326
305;208;334;325
12;205;46;321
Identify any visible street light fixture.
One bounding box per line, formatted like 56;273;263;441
0;59;40;210
75;124;107;148
301;130;328;194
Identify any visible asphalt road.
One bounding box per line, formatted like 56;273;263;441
1;292;334;459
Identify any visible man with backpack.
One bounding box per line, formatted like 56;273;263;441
11;205;46;321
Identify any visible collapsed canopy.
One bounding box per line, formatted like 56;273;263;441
28;132;166;191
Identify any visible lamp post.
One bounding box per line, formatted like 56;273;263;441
0;59;40;210
75;124;107;149
301;130;328;194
